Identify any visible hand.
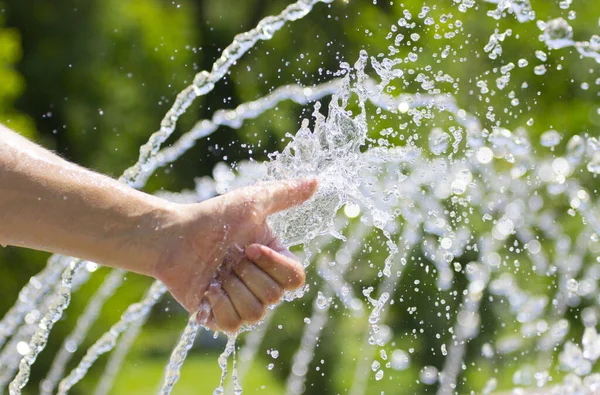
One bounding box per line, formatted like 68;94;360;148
153;178;318;332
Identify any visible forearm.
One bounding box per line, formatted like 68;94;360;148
0;124;175;276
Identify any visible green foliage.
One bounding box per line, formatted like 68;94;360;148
0;9;34;137
1;1;599;394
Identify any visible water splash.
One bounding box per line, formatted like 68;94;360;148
0;256;69;350
9;259;83;395
158;315;200;395
3;1;600;394
56;281;167;394
121;0;336;190
3;1;334;393
40;269;125;395
213;335;239;395
286;225;369;395
93;313;147;395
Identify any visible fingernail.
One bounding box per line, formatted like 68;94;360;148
246;244;261;261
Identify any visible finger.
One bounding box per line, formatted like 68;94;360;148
206;285;242;333
222;273;265;323
233;260;284;306
246;244;305;290
255;178;318;216
267;236;296;259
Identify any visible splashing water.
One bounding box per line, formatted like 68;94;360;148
2;1;600;395
2;0;334;393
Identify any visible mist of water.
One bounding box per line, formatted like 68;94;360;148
2;1;600;394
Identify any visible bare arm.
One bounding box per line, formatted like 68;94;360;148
0;124;173;275
0;124;317;332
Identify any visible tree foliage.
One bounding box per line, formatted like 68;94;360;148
1;1;599;394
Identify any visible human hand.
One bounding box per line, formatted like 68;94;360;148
153;178;318;332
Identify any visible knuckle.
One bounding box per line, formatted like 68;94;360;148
247;209;262;224
241;200;262;224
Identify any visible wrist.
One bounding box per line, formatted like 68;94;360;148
107;195;183;278
149;201;220;290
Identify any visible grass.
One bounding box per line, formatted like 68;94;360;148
94;353;284;395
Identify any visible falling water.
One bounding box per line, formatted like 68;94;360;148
2;1;600;394
158;316;201;395
2;0;335;393
40;269;125;395
8;259;83;394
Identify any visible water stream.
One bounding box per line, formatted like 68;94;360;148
2;0;600;394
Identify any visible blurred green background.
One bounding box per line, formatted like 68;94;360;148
0;0;599;394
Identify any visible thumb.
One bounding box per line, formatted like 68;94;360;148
255;178;318;217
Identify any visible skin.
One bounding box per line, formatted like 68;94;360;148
0;124;317;333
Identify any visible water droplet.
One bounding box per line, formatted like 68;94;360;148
534;65;547;75
527;239;542;254
587;153;600;174
535;50;548;62
567;135;585;163
482;343;495;359
344;202;361;218
420;366;438;385
371;360;380;371
16;341;31;356
477;147;494;164
444;252;455;263
429;128;451;155
493;217;515;240
543;18;574;49
391;349;410;370
65;340;77;353
567;278;579;293
540;130;561;147
441;237;452;249
316;292;331;309
398;102;409;113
